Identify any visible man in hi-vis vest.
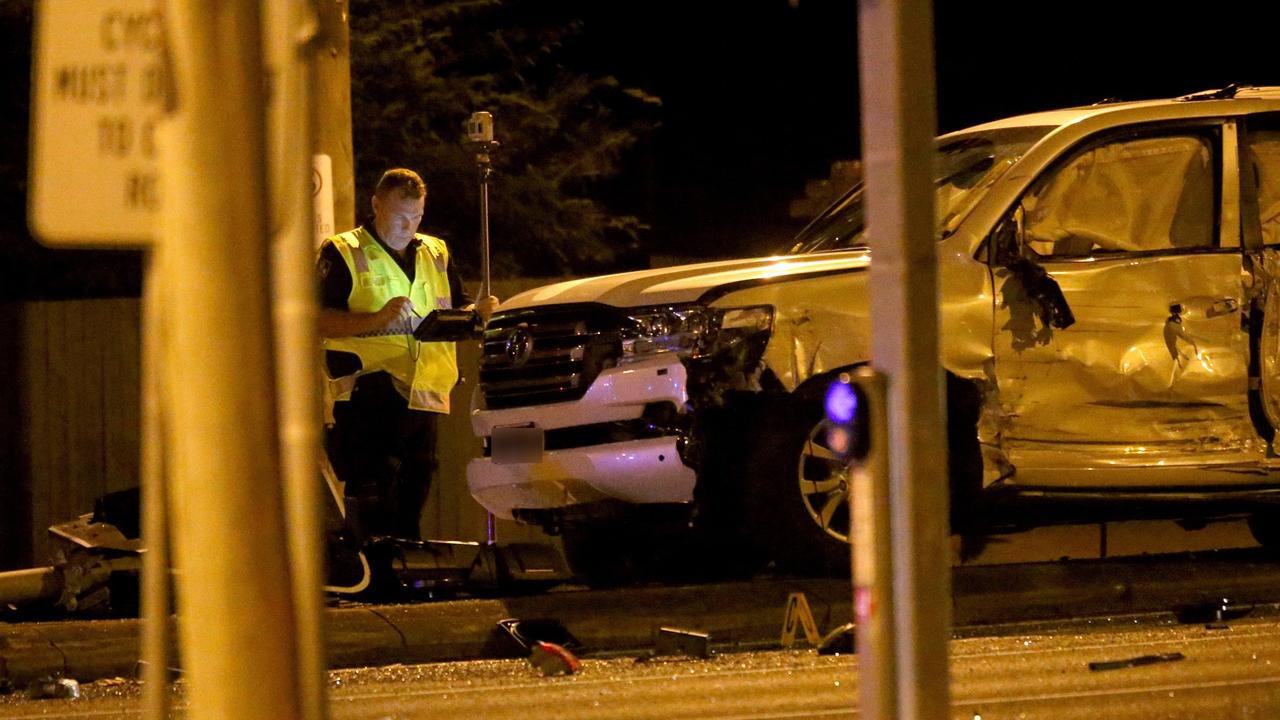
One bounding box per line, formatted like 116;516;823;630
317;168;499;540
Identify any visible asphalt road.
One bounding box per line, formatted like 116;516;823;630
331;615;1280;719
2;609;1279;719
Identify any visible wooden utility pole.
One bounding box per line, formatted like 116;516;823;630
314;0;356;232
157;1;316;717
265;2;328;719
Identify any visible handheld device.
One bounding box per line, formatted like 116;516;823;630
412;309;481;341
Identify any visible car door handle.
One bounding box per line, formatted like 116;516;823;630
1208;297;1239;317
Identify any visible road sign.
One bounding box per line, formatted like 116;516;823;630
28;0;166;246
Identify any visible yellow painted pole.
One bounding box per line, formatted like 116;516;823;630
158;1;305;717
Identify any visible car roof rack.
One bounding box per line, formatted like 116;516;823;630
1178;84;1244;102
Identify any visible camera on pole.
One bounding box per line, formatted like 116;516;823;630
410;112;500;343
467;111;499;299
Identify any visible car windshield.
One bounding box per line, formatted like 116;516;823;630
787;125;1053;254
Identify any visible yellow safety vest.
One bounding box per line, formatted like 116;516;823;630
322;227;459;413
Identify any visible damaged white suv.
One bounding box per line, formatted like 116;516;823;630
469;86;1280;582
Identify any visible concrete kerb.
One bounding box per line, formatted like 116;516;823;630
0;624;69;686
374;578;855;666
952;553;1280;626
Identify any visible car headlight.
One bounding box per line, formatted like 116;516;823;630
620;304;773;362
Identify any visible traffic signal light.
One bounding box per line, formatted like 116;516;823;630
824;371;872;462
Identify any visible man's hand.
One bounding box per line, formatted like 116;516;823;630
319;296;415;339
376;296;415;330
473;295;500;325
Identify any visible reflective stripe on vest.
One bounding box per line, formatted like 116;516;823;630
321;228;459;413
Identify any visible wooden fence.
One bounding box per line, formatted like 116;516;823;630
2;299;142;568
0;279;559;570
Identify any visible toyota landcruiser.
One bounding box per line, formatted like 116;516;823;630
468;86;1280;582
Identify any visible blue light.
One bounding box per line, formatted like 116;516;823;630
826;379;857;424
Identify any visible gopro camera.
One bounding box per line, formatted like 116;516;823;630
467;111;494;143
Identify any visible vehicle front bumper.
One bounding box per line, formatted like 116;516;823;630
467;355;697;519
467;436;697;519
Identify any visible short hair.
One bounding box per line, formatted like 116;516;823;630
374;168;426;200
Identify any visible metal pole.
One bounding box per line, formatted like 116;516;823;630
159;2;305;718
472;115;497;544
857;0;950;719
479;160;492;300
480;150;494;545
849;368;895;720
480;158;495;544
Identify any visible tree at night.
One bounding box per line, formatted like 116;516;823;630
349;0;661;276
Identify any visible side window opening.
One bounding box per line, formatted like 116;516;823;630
1021;134;1217;258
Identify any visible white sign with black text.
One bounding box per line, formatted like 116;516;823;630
29;0;166;246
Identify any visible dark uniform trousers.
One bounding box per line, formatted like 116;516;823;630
326;371;438;541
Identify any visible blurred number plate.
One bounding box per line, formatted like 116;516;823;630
492;425;544;464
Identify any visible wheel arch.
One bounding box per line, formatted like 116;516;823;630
790;364;985;520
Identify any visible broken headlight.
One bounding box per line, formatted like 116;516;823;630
620;304;773;362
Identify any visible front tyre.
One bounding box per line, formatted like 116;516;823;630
560;518;765;587
743;392;852;576
1248;512;1280;553
559;523;643;587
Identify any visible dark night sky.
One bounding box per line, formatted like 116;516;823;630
563;0;1277;259
2;1;1275;296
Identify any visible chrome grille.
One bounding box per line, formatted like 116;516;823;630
479;305;623;409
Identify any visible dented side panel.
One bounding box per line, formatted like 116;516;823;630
1261;249;1280;429
937;231;1000;380
993;252;1263;482
713;271;871;391
712;232;996;393
1248;128;1280;430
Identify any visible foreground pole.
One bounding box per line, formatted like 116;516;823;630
856;0;950;718
159;1;308;717
264;1;327;718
